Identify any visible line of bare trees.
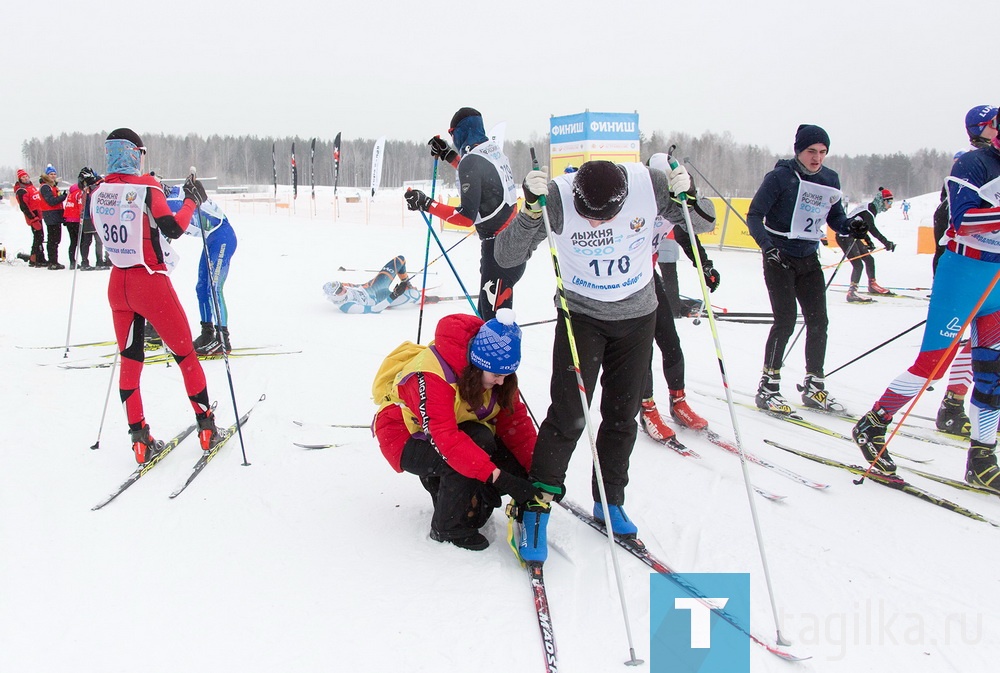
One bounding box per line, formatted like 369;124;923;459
8;129;955;202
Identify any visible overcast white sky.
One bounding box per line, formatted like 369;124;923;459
4;0;990;170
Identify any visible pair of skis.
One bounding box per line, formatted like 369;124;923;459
92;394;264;510
514;499;808;671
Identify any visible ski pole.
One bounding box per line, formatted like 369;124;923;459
529;148;642;667
825;320;926;377
820;246;886;270
415;209;480;316
62;250;81;358
669;149;790;647
191;168;250;466
417;158;438;344
856;266;1000;485
780;247;849;369
90;350;119;450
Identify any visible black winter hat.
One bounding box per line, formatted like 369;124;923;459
793;124;830;154
572;161;629;221
449;107;482;132
106;127;145;150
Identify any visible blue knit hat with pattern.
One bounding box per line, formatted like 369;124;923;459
468;308;521;375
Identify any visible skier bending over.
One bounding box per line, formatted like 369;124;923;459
323;255;421;314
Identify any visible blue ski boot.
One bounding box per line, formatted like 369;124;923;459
518;505;550;563
593;502;638;537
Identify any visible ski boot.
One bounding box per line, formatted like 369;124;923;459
852;409;897;474
194;322;227;356
936;392;971;437
130;422;163;465
144;322;162;348
846;283;874;303
429;528;489;551
868;280;894;296
966;441;1000;491
669;389;708;430
197;410;220;451
755;369;796;416
593;502;638;538
517;502;551;563
640;399;676;442
798;374;846;413
47;261;65;270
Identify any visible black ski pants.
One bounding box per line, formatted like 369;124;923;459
42;211;63;264
643;270;685;399
531;309;656;506
761;253;829;376
836;234;876;285
399;421;526;541
479;237;526;322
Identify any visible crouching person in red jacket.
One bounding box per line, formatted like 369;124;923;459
373;309;541;551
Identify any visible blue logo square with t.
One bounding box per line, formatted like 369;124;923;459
650;573;750;673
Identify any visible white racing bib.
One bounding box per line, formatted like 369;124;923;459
91;183;178;274
768;174;842;240
466;140;519;222
554;163;659;302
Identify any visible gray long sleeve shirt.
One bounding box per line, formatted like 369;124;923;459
493;166;716;322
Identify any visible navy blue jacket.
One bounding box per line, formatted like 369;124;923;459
747;159;849;258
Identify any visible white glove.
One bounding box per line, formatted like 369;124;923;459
667;165;691;195
524;169;549;197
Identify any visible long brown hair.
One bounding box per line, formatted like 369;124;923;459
457;365;519;412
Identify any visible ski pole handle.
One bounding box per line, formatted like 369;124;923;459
666;145;687;203
529;148;547;208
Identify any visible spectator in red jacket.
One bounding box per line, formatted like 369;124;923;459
373;309;541;551
38;166;67;269
13;169;46;267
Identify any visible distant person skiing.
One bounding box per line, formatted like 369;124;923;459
836;187;897;302
853;117;1000;487
901;199;910;220
403;107;524;321
747;124;865;415
89;128;219;464
166;186;239;354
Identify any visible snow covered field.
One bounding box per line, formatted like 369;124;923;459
0;187;996;673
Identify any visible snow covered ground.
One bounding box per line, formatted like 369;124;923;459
0;187;996;673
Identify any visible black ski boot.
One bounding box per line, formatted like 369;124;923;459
966;441;1000;491
219;326;231;354
144;322;162;348
853;409;897;474
755;369;796;415
193;322;219;355
936;391;971;437
846;283;874;303
798;373;846;413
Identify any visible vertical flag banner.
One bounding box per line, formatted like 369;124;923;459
370;136;386;198
272;142;277;200
333;132;342;198
291;142;298;200
310;137;316;202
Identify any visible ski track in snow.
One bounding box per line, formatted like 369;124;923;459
0;189;996;672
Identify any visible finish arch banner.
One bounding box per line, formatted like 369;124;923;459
549;111;640;176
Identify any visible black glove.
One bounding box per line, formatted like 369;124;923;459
428;136;459;164
183;175;207;205
848;215;869;239
404;189;432;212
702;262;720;292
820;237;829;246
492;471;543;504
765;247;790;270
78;166;99;189
885;240;897;252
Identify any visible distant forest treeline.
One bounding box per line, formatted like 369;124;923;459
8;130;956;202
